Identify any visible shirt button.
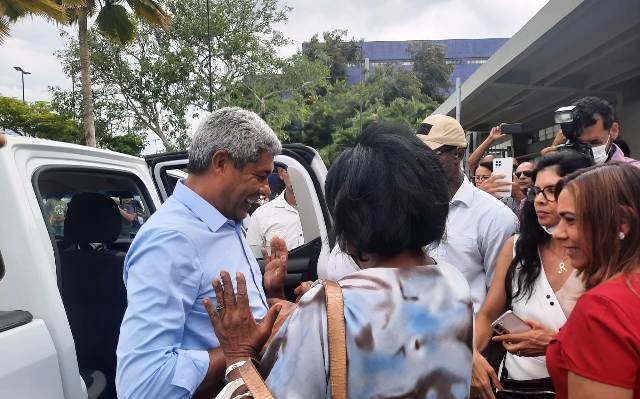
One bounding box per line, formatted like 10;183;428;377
550;302;554;306
546;294;551;299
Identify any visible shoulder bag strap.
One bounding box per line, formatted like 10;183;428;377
321;280;348;399
237;281;347;399
238;360;275;399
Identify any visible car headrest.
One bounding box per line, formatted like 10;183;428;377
64;193;121;244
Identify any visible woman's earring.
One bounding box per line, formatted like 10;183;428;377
618;232;626;240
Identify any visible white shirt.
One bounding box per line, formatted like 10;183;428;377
246;191;305;257
429;176;518;312
323;245;360;280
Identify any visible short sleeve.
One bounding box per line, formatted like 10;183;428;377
558;294;640;389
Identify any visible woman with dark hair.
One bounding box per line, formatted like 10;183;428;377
471;151;593;398
206;123;474;398
547;162;640;399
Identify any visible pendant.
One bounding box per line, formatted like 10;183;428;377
558;261;566;274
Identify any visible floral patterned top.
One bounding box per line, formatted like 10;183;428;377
260;265;473;398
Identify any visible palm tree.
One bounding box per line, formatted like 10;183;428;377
0;0;67;42
64;0;170;147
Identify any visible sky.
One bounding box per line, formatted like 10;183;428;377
0;0;548;152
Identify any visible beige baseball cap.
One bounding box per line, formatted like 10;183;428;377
417;114;467;150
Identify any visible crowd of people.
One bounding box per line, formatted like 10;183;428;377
114;96;639;399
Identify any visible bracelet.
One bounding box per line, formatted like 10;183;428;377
224;360;247;382
232;392;253;399
217;378;246;399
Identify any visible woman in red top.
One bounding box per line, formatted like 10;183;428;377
547;162;640;399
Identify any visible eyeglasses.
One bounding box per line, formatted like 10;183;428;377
515;170;533;179
527;185;556;202
473;175;491;182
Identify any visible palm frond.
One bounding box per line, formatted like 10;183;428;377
61;0;88;7
96;3;135;44
0;15;10;43
125;0;170;29
1;0;67;23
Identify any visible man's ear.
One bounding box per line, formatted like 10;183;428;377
455;148;466;161
610;122;620;141
210;150;231;175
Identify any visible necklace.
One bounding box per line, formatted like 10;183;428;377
558;259;567;274
558;257;567;274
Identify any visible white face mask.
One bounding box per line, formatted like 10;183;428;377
591;138;610;164
541;224;557;235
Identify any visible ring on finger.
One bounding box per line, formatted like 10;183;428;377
215;304;224;313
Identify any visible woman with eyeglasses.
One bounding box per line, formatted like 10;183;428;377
470;151;593;399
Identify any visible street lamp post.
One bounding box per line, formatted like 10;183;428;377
13;66;31;104
205;0;213;112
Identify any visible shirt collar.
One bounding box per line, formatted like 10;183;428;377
172;180;230;232
610;143;626;161
272;190;297;212
450;175;475;207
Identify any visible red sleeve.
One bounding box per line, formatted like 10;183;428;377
558;293;640;389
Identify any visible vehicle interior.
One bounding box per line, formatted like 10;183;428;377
35;169;154;399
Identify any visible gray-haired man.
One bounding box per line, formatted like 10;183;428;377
116;108;281;399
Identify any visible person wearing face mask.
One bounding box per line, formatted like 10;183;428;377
470;151;593;399
562;96;640;167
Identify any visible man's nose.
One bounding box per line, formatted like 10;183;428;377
260;182;271;197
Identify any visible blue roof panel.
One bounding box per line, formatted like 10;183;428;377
362;38;508;61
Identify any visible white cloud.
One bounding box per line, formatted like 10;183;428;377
0;16;71;102
1;0;548;153
274;0;548;56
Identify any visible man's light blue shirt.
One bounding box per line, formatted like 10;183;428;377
116;180;268;399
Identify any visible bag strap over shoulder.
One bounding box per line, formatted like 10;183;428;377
237;281;347;399
321;280;348;399
239;361;275;399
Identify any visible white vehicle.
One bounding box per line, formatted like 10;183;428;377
0;134;332;399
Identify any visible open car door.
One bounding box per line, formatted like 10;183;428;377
145;144;332;300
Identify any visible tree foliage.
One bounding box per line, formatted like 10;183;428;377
408;42;454;102
0;95;146;155
51;0;290;151
0;96;82;142
0;0;66;42
302;29;361;84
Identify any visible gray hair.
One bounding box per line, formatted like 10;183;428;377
188;107;282;173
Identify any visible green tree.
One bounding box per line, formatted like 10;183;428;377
302;29;361;84
227;52;330;141
99;132;145;156
61;0;170;148
52;0;290;150
1;95;144;155
408;42;453;102
0;96;82;142
0;0;66;41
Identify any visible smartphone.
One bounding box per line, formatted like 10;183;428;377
500;123;524;134
492;157;513;199
491;310;532;335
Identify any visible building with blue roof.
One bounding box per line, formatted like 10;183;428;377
346;38;508;94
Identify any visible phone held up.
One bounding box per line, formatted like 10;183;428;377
500;123;524;134
491;310;532;335
492;157;514;199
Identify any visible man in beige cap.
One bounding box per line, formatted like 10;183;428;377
417;114;518;313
